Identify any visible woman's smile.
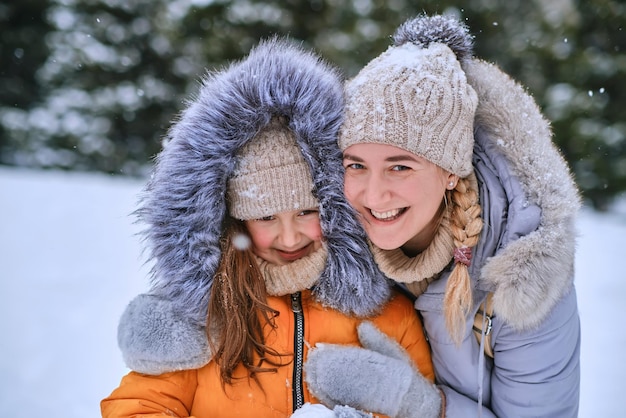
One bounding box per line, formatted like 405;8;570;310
343;143;453;252
369;207;407;221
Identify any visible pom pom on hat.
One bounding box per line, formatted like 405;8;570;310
392;14;474;61
338;14;478;177
228;117;318;220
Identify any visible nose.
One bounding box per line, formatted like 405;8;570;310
361;172;392;208
278;220;301;249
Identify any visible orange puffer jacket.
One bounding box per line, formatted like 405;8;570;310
101;289;433;418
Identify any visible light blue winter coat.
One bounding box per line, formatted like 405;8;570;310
411;56;581;417
300;43;581;416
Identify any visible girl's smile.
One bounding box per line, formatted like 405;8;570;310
244;209;322;266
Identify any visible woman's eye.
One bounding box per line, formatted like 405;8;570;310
392;165;410;171
345;162;364;170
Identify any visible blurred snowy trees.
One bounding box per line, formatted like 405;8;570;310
1;0;624;209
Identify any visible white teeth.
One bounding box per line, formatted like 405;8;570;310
371;208;401;220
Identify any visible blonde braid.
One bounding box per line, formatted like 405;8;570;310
443;176;483;345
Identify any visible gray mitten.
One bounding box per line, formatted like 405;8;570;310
305;322;441;418
290;403;372;418
333;405;374;418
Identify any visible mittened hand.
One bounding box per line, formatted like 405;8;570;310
290;403;336;418
304;322;442;418
290;403;372;418
305;342;414;416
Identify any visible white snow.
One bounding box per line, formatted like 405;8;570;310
0;166;623;417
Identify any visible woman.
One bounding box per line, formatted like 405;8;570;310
303;14;581;417
101;37;434;417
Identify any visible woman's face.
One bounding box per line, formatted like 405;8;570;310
343;143;456;254
244;208;323;266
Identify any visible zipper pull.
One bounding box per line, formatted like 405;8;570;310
291;292;302;313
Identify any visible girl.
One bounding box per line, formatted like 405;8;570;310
304;14;581;418
101;38;434;418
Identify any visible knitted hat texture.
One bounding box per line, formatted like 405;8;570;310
228;118;317;220
339;40;478;177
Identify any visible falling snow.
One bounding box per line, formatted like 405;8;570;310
232;233;251;250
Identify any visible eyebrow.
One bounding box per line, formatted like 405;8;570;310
343;153;420;163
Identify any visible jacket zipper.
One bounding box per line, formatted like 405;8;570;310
291;292;305;411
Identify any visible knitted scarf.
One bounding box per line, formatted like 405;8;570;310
255;246;327;296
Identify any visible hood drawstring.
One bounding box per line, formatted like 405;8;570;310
477;310;488;417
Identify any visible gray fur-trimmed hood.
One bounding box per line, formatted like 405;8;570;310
394;15;581;331
118;37;391;374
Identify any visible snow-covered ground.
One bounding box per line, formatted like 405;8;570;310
0;166;623;417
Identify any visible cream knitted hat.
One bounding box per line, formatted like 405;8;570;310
339;42;478;177
228;117;318;220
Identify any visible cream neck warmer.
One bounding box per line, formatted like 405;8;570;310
255;245;327;296
370;210;455;296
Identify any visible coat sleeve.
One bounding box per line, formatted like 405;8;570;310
443;287;581;417
101;369;198;417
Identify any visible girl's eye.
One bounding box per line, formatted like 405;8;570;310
256;215;275;222
298;209;319;217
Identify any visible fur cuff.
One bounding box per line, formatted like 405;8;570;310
117;293;211;374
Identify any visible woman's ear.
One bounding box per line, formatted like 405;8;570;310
446;173;460;190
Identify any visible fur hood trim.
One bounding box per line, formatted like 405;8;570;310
118;37;391;374
394;15;581;330
465;59;580;330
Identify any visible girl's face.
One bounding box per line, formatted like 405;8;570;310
343;143;457;255
244;209;323;266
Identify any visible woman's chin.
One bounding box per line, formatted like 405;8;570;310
367;234;404;251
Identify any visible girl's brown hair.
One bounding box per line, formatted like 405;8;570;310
443;176;483;344
207;218;290;389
